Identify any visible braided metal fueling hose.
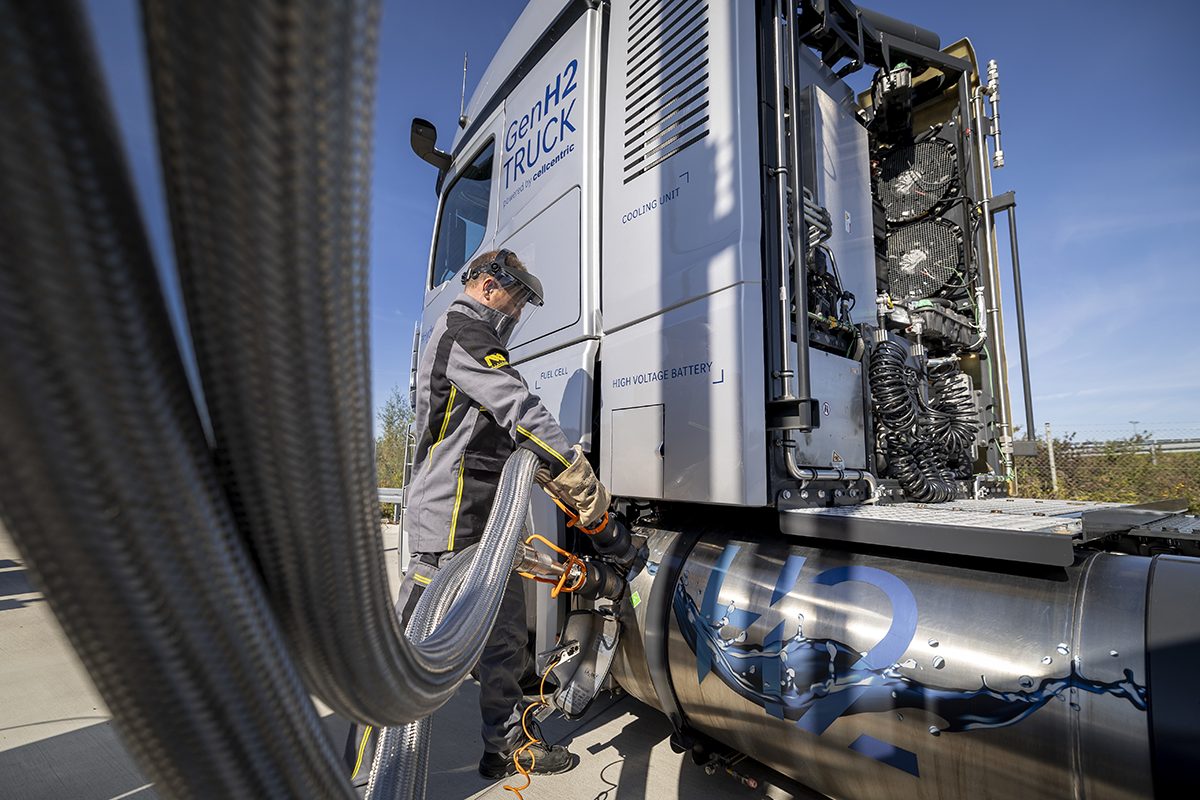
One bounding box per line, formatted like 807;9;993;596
0;2;353;796
3;0;544;795
367;547;479;800
141;0;520;726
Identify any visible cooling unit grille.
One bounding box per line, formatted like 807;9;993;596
623;0;710;183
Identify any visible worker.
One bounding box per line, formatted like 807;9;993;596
400;248;609;779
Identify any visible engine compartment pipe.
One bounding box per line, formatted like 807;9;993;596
783;455;879;502
142;0;525;726
769;0;798;406
0;1;354;795
970;87;1014;479
784;0;816;426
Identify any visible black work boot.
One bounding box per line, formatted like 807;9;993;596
478;740;575;779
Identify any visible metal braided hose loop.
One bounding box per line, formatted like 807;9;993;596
142;0;516;725
0;1;353;796
367;546;479;800
141;0;388;704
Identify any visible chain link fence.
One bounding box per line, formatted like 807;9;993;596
1012;423;1200;511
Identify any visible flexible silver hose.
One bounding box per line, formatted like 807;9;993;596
4;0;546;794
142;0;539;726
367;449;540;799
367;546;478;800
0;2;353;795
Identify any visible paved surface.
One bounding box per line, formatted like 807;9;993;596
0;525;806;800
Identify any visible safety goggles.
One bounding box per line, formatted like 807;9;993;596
461;249;545;307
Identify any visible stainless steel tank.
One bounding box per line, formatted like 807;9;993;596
612;527;1191;799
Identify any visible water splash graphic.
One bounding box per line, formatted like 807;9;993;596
672;579;1146;735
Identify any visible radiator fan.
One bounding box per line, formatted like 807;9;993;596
886;218;963;301
878;139;957;223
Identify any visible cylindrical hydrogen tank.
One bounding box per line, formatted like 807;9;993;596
612;527;1190;799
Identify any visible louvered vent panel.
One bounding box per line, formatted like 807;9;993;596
623;0;710;184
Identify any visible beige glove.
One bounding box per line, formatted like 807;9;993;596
537;444;611;529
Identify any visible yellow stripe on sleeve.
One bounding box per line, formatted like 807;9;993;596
517;425;572;468
412;573;432;586
351;725;374;778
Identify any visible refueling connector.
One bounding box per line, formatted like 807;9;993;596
579;512;641;570
546;495;645;572
515;536;626;602
575;558;626;602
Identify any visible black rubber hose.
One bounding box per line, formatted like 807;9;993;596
869;340;919;432
0;1;354;796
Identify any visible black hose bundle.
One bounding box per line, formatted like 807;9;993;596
0;2;354;795
868;341;964;502
927;359;979;454
869;340;920;432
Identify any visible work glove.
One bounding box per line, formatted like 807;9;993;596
536;444;611;529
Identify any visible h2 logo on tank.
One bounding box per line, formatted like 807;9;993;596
501;58;579;205
675;544;1146;779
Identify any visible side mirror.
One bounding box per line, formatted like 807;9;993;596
410;118;452;172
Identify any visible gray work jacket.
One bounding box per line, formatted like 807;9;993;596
406;293;572;554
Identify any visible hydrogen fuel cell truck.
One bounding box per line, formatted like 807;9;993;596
408;1;1200;797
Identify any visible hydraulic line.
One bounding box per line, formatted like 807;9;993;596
927;359;979;454
141;0;519;725
0;1;353;796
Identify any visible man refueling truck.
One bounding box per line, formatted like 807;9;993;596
405;1;1200;797
3;1;1198;798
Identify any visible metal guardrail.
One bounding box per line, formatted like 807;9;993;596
379;488;404;523
1069;438;1200;456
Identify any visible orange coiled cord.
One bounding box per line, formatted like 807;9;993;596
502;653;565;799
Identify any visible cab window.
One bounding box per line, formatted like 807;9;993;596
430;140;495;287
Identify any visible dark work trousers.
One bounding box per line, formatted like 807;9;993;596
396;551;532;754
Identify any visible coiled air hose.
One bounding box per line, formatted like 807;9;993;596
927;359;980;454
2;0;542;795
868;341;961;502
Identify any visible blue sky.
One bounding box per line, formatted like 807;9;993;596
86;0;1198;438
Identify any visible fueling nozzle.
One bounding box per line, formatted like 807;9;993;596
515;535;626;602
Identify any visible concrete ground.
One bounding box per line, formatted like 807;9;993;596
0;525;808;800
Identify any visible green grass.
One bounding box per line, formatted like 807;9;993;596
1014;438;1198;512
